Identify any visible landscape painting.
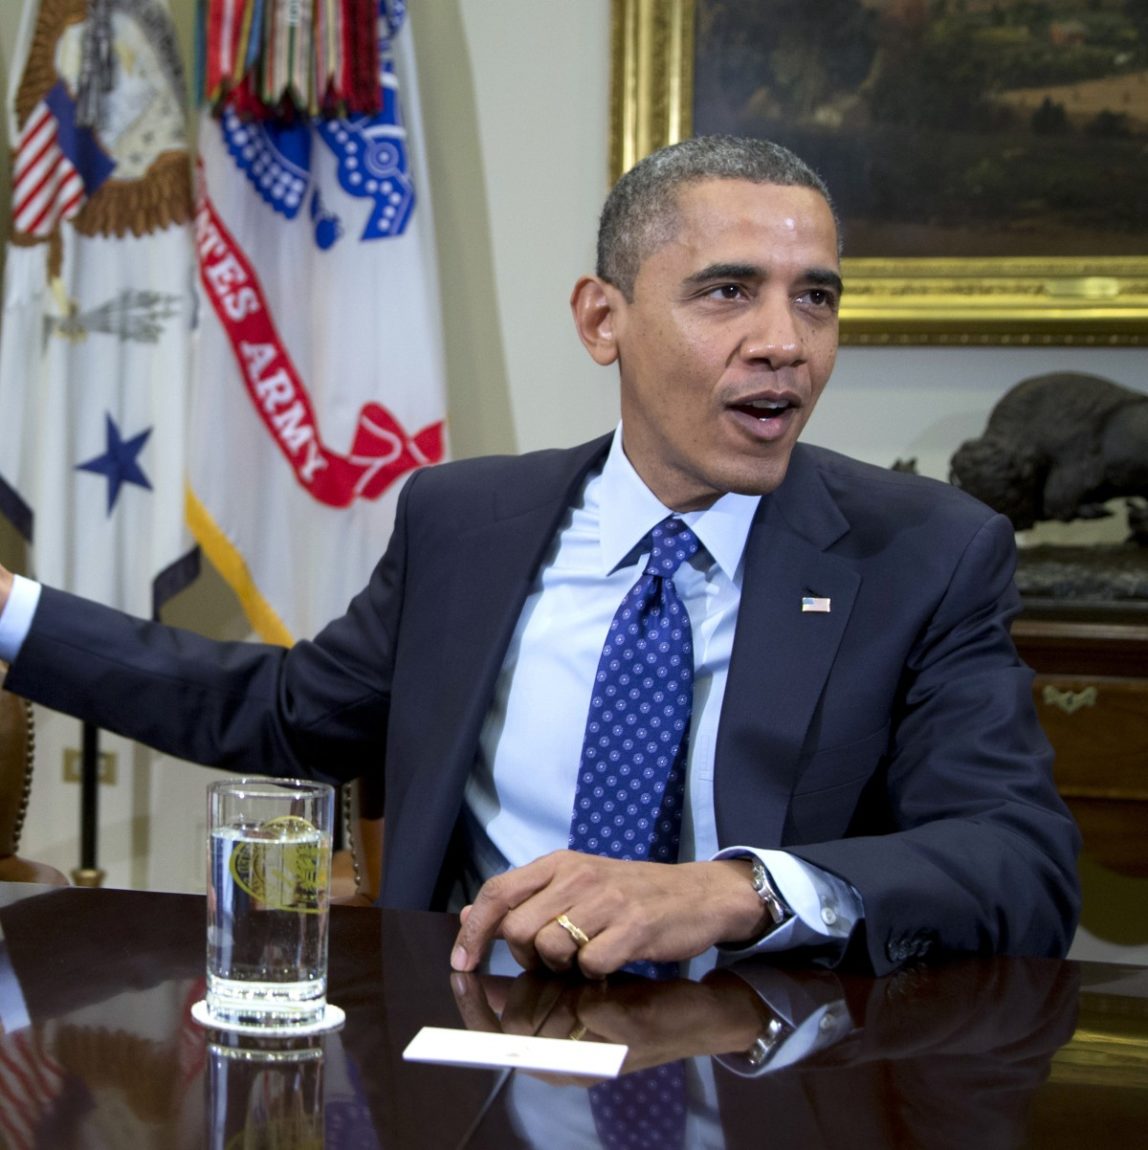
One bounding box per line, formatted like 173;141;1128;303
692;0;1148;259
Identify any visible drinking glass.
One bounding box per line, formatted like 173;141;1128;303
207;1033;325;1148
196;777;339;1032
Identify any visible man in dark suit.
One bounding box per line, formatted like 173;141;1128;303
0;136;1079;977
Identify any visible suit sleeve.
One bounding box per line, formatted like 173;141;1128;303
3;468;421;790
787;512;1081;974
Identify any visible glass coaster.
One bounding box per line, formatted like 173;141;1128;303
191;999;346;1037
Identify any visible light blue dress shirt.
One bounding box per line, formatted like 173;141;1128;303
461;428;860;954
0;576;40;664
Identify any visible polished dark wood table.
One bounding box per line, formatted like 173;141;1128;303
0;882;1144;1148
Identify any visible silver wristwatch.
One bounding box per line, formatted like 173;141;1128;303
745;1016;789;1069
749;857;791;927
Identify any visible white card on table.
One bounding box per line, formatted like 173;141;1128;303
403;1026;627;1078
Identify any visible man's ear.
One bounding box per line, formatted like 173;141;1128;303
570;275;623;366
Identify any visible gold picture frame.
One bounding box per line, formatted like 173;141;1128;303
608;0;1148;346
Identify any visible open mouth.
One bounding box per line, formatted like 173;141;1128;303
729;397;795;421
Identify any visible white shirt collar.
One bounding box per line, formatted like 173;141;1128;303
594;425;760;582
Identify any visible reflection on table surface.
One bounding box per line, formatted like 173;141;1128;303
0;882;1144;1148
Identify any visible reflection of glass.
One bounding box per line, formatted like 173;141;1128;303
207;1034;325;1150
204;778;335;1030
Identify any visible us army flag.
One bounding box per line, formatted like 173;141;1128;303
0;0;197;617
190;3;448;643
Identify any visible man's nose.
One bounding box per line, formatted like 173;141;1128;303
740;296;802;368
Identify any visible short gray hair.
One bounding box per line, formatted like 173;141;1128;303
597;135;841;300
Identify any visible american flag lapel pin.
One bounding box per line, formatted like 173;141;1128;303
802;596;832;613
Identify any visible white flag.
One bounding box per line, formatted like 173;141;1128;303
189;4;449;644
0;0;197;617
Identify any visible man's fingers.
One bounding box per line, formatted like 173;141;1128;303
450;853;728;976
501;971;577;1034
571;930;641;980
450;972;504;1033
529;916;585;974
450;858;558;971
543;917;639;980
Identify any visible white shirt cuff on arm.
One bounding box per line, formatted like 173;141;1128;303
715;996;853;1078
0;575;42;664
712;846;863;958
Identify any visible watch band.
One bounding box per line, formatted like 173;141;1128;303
749;856;791;927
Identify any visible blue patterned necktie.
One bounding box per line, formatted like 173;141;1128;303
589;1060;687;1150
569;518;698;1150
569;516;701;865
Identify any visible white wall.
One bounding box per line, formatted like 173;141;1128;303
1;0;1146;950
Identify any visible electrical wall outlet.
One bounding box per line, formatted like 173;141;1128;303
63;749;118;785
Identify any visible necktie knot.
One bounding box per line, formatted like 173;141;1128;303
646;517;700;580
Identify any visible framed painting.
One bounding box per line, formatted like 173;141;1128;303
609;0;1148;345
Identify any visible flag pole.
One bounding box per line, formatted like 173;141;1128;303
71;719;104;887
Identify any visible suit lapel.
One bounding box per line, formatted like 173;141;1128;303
436;437;614;737
713;447;861;849
395;437;860;895
385;438;612;908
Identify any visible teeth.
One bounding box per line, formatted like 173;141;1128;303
745;399;787;411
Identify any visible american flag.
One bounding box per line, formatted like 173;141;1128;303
11;81;114;239
0;1029;67;1150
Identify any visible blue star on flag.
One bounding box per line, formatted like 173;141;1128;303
76;413;153;514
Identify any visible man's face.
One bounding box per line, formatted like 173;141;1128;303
601;179;841;511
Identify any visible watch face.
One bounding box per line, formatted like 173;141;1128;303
749;859;788;924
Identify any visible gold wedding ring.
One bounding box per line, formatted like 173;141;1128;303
555;913;591;948
567;1022;589;1042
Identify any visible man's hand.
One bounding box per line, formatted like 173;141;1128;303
0;563;12;618
451;967;768;1081
450;851;769;978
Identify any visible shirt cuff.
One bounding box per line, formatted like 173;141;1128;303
0;942;31;1034
715;998;853;1077
0;575;42;664
712;846;863;958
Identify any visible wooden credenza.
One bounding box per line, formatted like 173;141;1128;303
1012;610;1148;878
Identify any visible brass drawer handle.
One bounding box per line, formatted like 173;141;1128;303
1041;685;1098;715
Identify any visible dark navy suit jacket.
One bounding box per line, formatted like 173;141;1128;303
7;436;1081;973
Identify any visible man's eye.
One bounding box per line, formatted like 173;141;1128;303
707;283;745;301
801;289;838;310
